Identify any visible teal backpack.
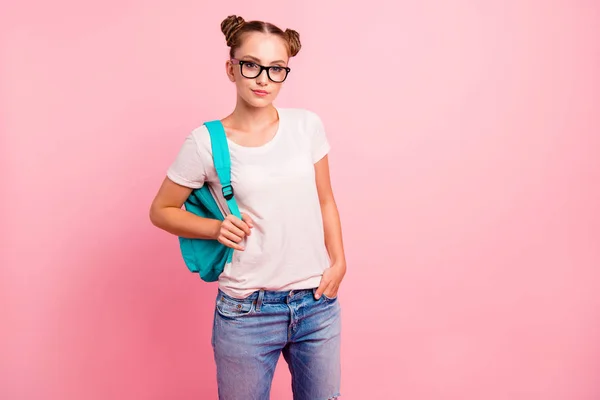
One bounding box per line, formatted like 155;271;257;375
178;120;241;282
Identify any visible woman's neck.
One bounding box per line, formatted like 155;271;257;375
225;100;279;132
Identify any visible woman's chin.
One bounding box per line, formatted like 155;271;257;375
244;96;273;109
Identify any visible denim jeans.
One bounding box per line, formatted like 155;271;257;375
211;287;342;400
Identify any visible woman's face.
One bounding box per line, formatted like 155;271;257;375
226;32;290;108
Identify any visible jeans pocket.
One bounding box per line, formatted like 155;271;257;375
322;293;338;302
311;288;338;303
216;294;254;319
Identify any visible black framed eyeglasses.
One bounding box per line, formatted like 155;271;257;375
231;59;291;83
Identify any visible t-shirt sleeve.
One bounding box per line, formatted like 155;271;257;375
310;112;331;163
166;133;206;189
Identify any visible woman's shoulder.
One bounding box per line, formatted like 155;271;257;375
189;123;210;139
179;123;213;157
279;107;321;120
278;107;324;129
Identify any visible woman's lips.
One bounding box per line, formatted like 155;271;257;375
252;89;269;97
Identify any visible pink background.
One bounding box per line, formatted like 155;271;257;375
3;1;600;399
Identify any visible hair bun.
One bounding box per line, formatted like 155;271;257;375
285;29;301;57
221;15;245;46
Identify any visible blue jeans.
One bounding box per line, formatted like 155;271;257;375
211;288;342;400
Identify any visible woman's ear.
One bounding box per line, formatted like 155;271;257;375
225;60;236;82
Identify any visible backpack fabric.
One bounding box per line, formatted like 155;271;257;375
178;120;241;282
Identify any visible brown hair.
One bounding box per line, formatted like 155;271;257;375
220;15;301;59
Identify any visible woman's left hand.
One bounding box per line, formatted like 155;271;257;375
315;262;346;300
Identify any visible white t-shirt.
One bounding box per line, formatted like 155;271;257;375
167;107;331;298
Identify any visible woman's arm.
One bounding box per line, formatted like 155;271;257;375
149;177;222;240
149;177;253;251
314;155;347;299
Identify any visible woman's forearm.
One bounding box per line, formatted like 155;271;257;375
150;206;221;240
320;199;346;267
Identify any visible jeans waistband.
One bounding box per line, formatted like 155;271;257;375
218;288;316;305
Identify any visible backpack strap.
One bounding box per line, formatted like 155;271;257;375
205;120;242;220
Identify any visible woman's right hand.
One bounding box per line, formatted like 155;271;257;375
217;213;254;251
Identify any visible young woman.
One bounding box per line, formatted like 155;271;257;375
150;15;346;400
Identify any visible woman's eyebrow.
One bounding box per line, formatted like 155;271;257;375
240;55;286;65
240;55;261;62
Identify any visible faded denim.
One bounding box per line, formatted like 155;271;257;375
212;288;342;400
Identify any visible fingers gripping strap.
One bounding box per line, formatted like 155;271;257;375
205;120;242;220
